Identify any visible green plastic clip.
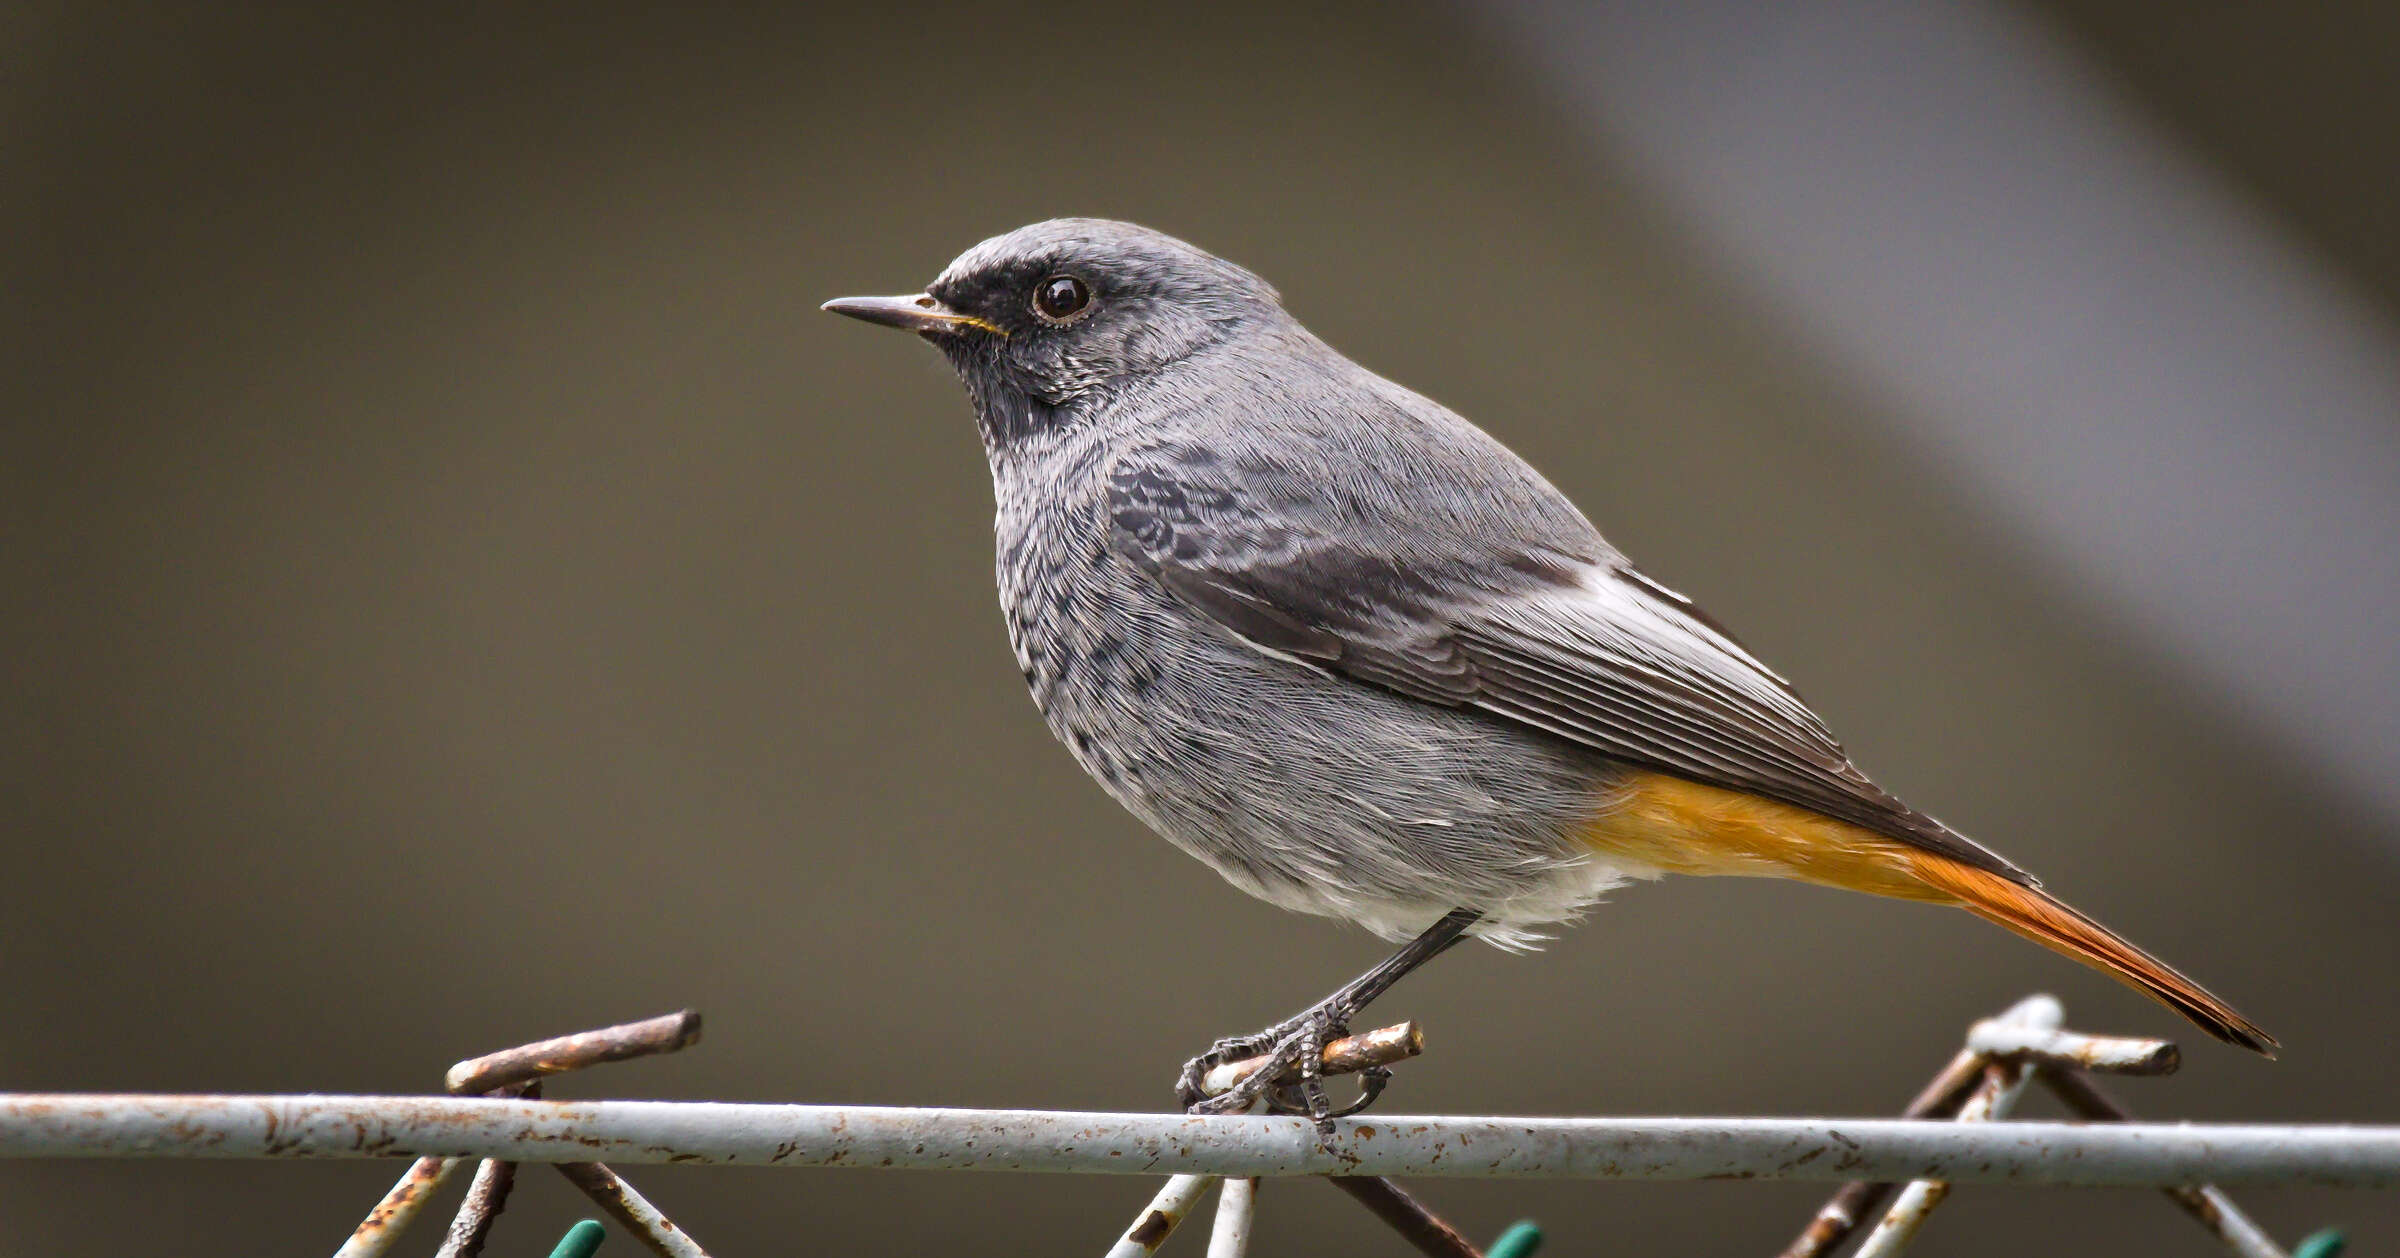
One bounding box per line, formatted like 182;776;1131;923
547;1218;607;1258
1486;1219;1544;1258
2292;1229;2347;1258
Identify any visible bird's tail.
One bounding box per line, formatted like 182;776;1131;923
1901;850;2278;1057
1585;770;2278;1056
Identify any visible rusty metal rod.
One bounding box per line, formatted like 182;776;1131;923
425;1079;539;1258
1329;1177;1483;1258
1967;1019;2179;1076
445;1011;703;1096
333;1155;469;1258
4;1094;2396;1186
1778;1179;1886;1258
556;1160;712;1258
1198;1022;1423;1096
1889;1048;2009;1129
2042;1067;2287;1258
432;1158;517;1258
389;1062;541;1258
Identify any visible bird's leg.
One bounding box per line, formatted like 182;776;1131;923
1177;908;1482;1131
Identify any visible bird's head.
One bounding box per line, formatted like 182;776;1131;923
824;219;1284;448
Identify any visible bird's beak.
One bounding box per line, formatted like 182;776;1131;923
820;293;1005;337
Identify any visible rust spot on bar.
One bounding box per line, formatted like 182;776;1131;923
1127;1209;1175;1249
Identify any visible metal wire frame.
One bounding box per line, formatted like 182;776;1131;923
333;1011;721;1258
2;998;2390;1258
1851;996;2060;1258
3;1092;2394;1187
1778;994;2305;1258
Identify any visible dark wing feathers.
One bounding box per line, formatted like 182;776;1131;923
1106;443;2033;886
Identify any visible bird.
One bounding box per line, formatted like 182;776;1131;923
824;218;2274;1125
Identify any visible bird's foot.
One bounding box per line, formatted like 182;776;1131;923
1176;1002;1384;1138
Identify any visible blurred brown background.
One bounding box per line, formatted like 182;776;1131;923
7;2;2396;1254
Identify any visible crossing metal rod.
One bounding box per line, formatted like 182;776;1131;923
434;1158;516;1258
1103;1173;1216;1258
445;1010;702;1096
1329;1176;1483;1258
3;1095;2394;1188
555;1161;712;1258
1205;1178;1258;1258
1775;1047;1988;1258
1851;995;2061;1257
334;1155;468;1258
2043;1066;2289;1258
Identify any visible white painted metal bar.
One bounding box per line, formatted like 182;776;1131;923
1205;1178;1257;1258
3;1094;2395;1187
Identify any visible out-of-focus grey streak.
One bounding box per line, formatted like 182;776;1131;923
1463;0;2400;844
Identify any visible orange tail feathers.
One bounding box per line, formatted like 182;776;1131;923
1585;771;2277;1055
1904;852;2277;1058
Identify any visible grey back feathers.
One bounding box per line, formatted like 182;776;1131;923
919;219;2028;942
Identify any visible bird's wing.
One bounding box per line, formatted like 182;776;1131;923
1106;439;2032;885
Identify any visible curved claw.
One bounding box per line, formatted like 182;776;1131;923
1174;1059;1213;1111
1259;1063;1389;1125
1325;1066;1391;1119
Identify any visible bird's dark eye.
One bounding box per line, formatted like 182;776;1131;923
1034;274;1090;322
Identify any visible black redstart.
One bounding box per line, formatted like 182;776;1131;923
825;219;2272;1124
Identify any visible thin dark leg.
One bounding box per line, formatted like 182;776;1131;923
1321;908;1481;1017
1178;908;1483;1131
